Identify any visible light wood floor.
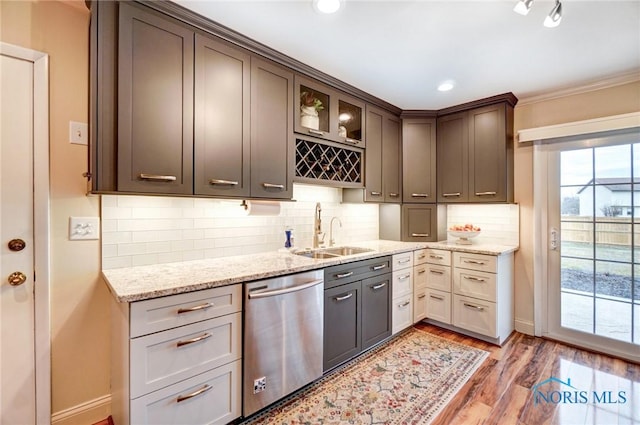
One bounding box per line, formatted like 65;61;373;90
415;323;640;425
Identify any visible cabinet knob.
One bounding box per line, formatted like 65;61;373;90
7;271;27;286
8;239;26;251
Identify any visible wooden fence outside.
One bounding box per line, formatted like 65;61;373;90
561;216;640;245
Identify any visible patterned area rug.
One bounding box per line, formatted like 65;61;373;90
243;327;488;424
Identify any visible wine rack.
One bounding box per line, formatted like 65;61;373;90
295;138;363;186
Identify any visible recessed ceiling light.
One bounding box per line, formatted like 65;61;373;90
313;0;341;14
437;81;455;92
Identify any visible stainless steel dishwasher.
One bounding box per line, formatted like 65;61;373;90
243;270;323;417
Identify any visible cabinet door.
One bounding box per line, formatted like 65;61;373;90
363;106;383;202
118;3;193;194
436;111;468;202
468;103;507;202
401;204;437;242
361;274;392;350
194;35;250;197
402;118;436;203
294;75;334;140
382;113;402;203
250;59;294;199
323;281;361;371
336;94;366;147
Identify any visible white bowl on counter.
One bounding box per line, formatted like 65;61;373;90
448;230;481;245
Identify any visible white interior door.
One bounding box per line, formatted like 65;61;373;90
542;130;640;363
1;44;50;425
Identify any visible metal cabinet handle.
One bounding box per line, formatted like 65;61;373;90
464;276;487;282
417;294;426;299
463;260;486;265
176;333;211;348
308;128;325;136
371;282;387;290
344;138;360;145
398;258;411;264
370;191;382;196
176;385;212;403
398;274;411;280
417;254;426;259
335;293;353;301
139;173;177;182
262;183;285;190
442;192;461;197
389;193;399;197
209;179;238;186
371;264;387;271
411;193;428;198
430;295;444;301
177;302;214;314
429;270;444;275
475;191;497;196
463;303;485;311
412;233;429;237
336;271;354;279
430;254;444;260
398;301;411;308
417;269;426;274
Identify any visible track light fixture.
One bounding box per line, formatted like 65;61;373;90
544;0;563;28
513;0;563;27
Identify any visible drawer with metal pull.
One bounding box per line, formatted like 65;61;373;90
453;268;497;302
425;289;452;324
392;252;414;270
130;359;241;425
130;312;241;398
392;268;413;298
324;256;391;289
452;294;497;338
425;264;452;292
130;284;242;338
452;252;497;273
423;249;451;267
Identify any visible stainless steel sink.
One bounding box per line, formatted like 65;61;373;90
293;246;373;259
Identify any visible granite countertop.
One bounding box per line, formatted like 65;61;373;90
102;239;518;303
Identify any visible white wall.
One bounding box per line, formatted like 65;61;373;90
102;184;379;269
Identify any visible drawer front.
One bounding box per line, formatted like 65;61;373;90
130;285;242;337
425;265;451;292
413;289;427;323
324;256;391;288
453;268;497;302
426;289;451;324
130;312;241;398
130;360;241;425
413;264;428;289
392;293;413;335
453;252;496;273
392;269;413;298
453;295;497;338
392;252;414;270
413;249;428;266
425;249;451;266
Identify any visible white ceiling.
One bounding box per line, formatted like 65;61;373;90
174;0;640;110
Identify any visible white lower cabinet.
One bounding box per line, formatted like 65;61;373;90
425;289;451;324
424;249;452;324
391;252;414;334
112;284;243;425
392;293;413;333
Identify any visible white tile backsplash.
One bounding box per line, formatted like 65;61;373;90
446;204;520;246
101;184;379;269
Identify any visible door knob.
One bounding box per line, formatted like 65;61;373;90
8;239;26;251
8;271;27;286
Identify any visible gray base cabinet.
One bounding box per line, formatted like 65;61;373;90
323;257;392;372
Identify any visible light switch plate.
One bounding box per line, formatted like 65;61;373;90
69;121;88;145
69;216;100;240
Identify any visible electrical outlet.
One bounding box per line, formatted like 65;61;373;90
253;377;266;394
69;217;100;241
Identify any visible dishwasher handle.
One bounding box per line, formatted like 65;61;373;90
248;279;323;299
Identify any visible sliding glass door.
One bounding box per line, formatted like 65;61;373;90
544;133;639;362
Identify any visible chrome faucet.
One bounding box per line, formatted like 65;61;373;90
313;202;325;248
329;217;342;247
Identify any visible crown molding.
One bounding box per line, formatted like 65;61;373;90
516;70;640;107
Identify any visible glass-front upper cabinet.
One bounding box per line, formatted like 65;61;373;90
294;75;366;147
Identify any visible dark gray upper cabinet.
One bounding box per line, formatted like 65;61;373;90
294;75;366;148
436;101;514;203
117;2;194;194
401;204;438;242
250;59;294;199
194;34;250;197
355;106;401;203
402;118;436;203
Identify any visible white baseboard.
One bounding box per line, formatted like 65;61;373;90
515;318;535;336
51;394;111;425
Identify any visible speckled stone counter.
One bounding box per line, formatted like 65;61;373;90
102;239;518;303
